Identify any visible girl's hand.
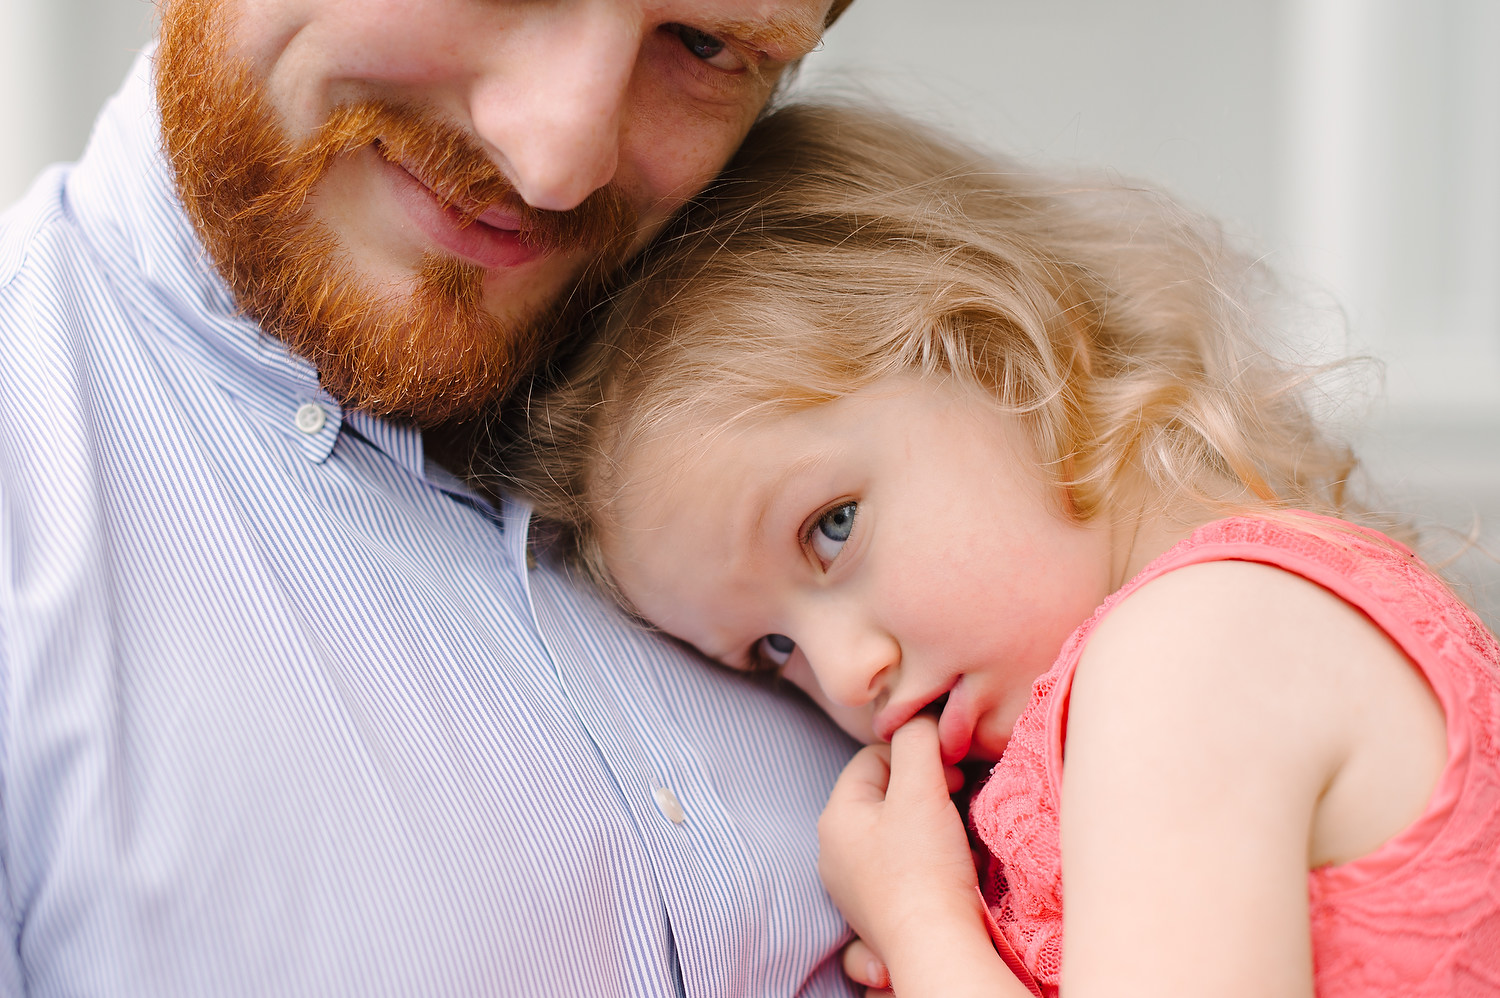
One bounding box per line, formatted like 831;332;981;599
822;716;1041;996
841;937;893;996
818;716;983;968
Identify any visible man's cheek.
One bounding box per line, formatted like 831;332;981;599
620;93;768;221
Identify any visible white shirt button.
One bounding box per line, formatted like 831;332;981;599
294;403;327;435
652;786;687;825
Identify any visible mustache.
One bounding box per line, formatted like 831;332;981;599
257;100;639;258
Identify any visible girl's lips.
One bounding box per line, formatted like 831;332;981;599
378;148;544;271
875;687;957;745
936;681;976;766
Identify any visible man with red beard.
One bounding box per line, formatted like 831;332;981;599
0;1;859;995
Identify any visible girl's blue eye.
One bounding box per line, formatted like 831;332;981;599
809;501;856;567
757;633;795;668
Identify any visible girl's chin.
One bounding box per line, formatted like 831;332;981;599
965;719;1014;763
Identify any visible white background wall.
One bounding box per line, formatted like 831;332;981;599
792;0;1500;626
3;0;1496;626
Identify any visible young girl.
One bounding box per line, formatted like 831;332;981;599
496;102;1500;997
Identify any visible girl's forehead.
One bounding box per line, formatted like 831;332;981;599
601;372;1002;530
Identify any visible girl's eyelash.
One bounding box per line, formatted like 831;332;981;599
800;498;855;547
746;644;788;678
801;498;858;572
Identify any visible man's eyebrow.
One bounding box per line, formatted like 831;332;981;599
721;11;825;60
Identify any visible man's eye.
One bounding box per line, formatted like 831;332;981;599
669;25;746;72
808;501;856;568
756;633;796;669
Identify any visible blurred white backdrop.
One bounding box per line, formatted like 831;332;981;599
3;0;1496;625
791;0;1500;625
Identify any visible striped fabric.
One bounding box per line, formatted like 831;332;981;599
0;50;858;997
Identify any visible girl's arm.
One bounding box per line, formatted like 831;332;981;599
819;718;1034;998
1059;559;1434;998
821;560;1439;997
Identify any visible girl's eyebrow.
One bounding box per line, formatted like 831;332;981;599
745;452;828;554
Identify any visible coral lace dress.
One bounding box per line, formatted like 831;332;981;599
970;516;1500;997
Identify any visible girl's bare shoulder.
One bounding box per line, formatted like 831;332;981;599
1087;557;1400;673
1074;557;1446;867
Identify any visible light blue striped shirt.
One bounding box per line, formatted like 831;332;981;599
0;50;858;997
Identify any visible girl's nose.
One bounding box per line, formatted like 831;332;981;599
795;621;900;710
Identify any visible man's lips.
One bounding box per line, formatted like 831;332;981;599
376;145;545;271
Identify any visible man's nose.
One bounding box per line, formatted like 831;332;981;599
797;621;900;710
471;9;635;211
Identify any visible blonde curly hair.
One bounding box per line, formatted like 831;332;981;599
492;101;1377;598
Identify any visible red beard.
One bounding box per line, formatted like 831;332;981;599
155;0;638;425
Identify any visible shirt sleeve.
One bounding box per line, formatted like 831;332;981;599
0;620;23;996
